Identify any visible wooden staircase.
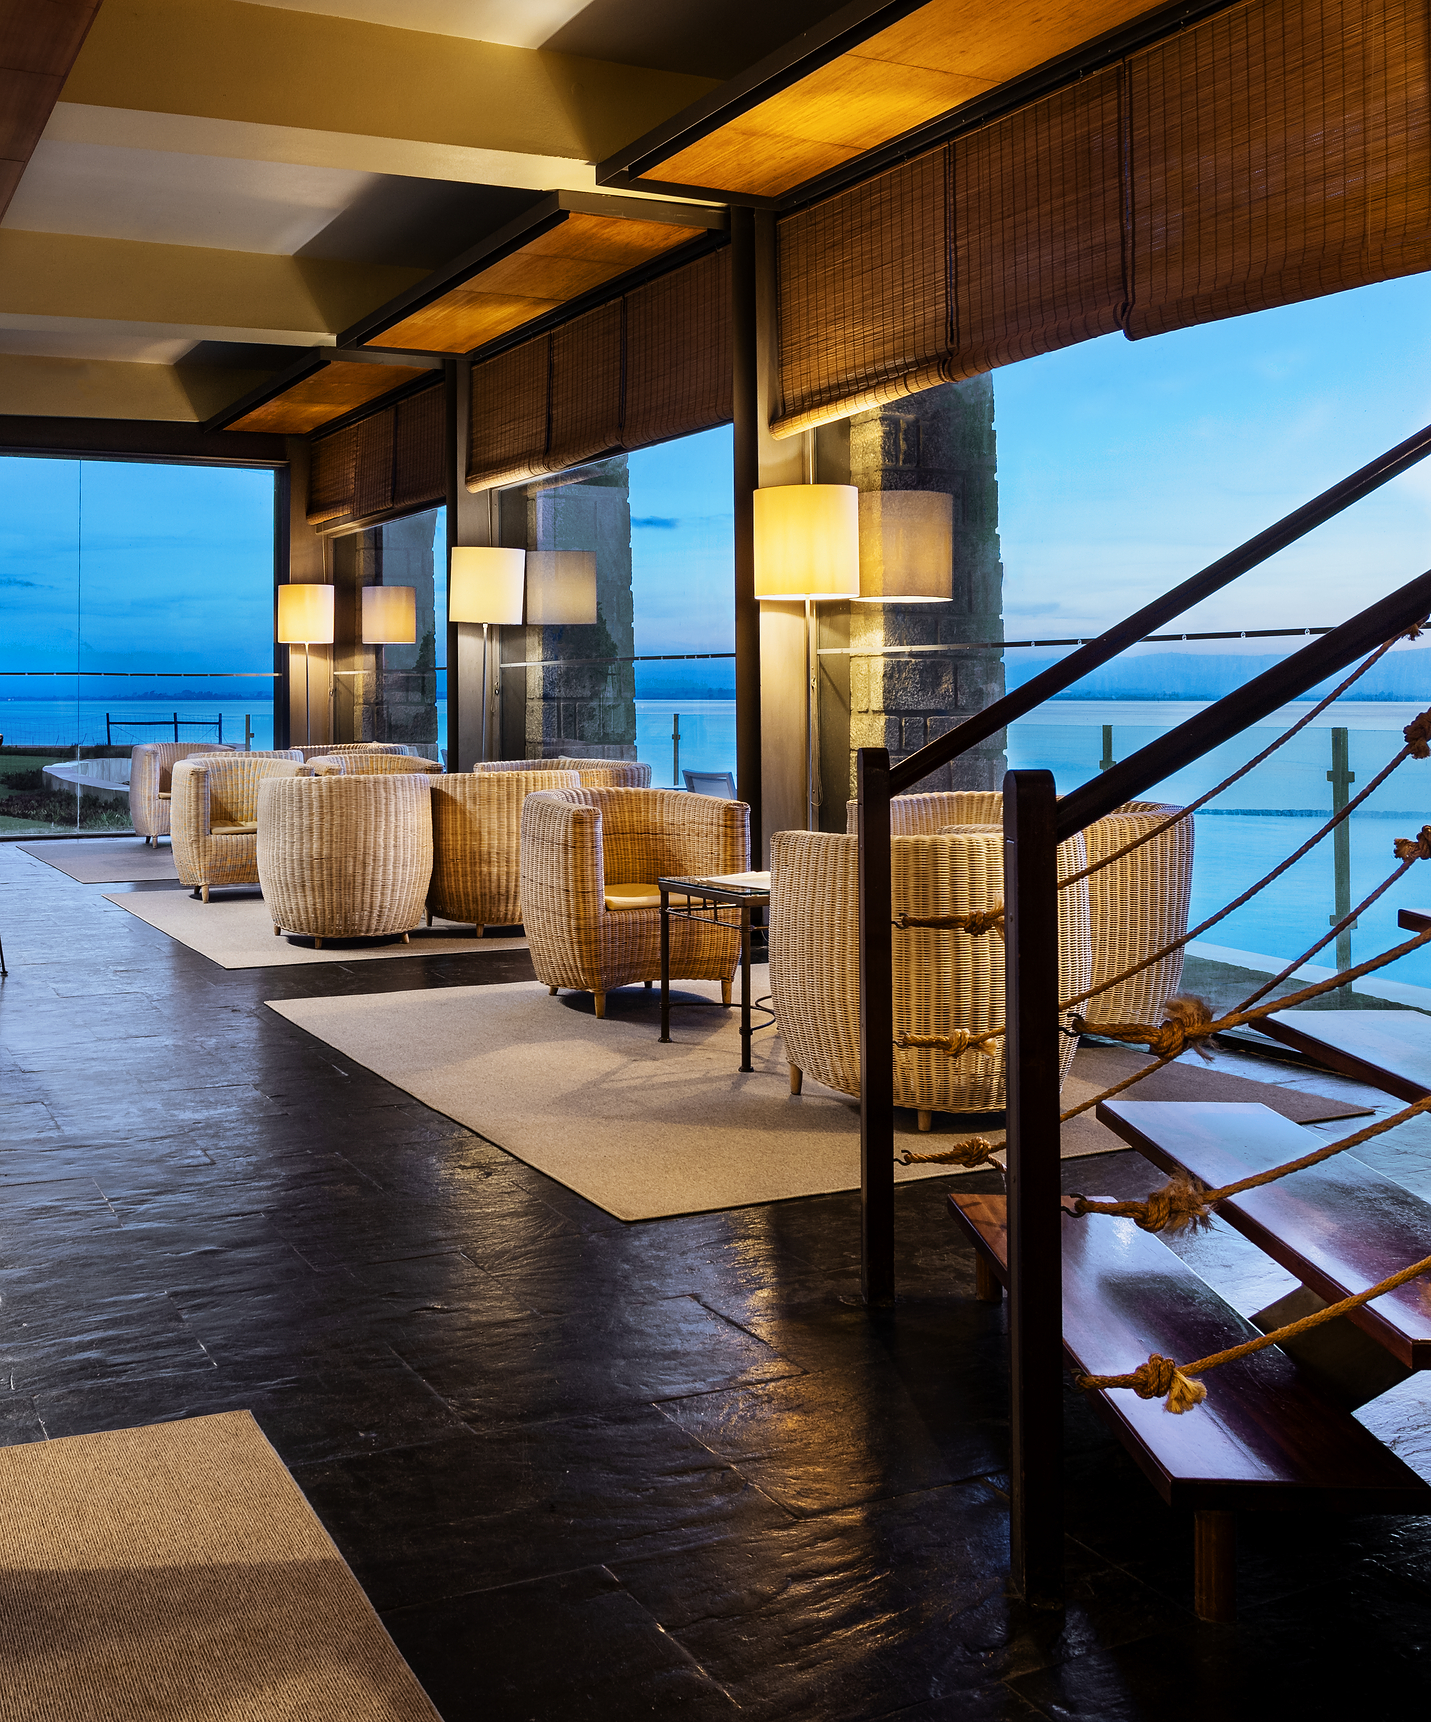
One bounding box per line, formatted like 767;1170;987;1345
949;1010;1431;1621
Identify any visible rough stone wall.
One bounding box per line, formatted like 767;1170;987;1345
521;458;637;762
846;375;1005;796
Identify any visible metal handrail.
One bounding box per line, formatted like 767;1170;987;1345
885;416;1431;796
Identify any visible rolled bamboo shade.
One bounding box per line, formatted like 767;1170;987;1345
623;248;732;448
305;380;446;528
546;300;624;476
467;335;552;494
465;248;732;493
1126;0;1431;340
774;0;1431;437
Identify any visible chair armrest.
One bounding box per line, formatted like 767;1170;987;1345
520;793;606;933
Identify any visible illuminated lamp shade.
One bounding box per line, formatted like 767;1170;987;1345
526;551;598;625
449;547;525;625
276;582;335;643
856;491;953;602
752;485;860;600
361;584;417;644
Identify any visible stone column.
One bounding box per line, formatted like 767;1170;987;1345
843;375;1005;807
513;457;637;762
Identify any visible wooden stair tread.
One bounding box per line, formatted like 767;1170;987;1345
948;1192;1431;1512
1258;1007;1431;1104
1097;1100;1431;1368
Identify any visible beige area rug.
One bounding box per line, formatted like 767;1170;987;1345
104;888;526;970
20;837;178;884
0;1410;439;1722
270;973;1347;1220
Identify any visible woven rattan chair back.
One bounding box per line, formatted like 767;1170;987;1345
258;772;433;941
771;827;1092;1114
429;770;581;928
474;757;652;788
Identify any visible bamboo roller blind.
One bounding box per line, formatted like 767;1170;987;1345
775;0;1431;437
306;381;445;528
466;248;732;493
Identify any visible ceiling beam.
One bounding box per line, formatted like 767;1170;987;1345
0;230;427;344
0;353;279;422
1;0;103;220
59;0;717;171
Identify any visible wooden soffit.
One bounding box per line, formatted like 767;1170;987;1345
598;0;1216;203
340;191;726;358
203;350;440;436
0;0;103;221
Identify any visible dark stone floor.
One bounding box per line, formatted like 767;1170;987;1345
3;839;1430;1720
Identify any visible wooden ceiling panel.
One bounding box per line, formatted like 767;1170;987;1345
0;1;102;222
376;291;565;354
361;211;706;355
629;0;1172;199
227;360;431;433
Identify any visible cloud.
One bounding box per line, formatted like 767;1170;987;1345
0;575;43;588
631;516;679;529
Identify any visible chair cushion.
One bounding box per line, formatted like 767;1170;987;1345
603;882;696;911
211;822;258;836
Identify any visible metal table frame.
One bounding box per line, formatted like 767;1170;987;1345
657;876;769;1073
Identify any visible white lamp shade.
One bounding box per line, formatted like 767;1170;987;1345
276;582;334;644
362;584;417;645
856;491;954;602
526;551;598;625
753;484;860;600
449;546;526;625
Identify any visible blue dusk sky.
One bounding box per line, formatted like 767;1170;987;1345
0;458;275;674
628;425;736;659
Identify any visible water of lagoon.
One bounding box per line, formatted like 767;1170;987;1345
9;694;1430;995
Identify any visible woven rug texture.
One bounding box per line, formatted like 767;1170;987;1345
0;1410;439;1722
267;975;1363;1220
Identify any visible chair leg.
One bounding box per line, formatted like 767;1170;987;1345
549;985;559;995
402;932;410;944
644;979;653;990
273;924;282;937
721;978;732;1006
790;1065;803;1095
594;989;606;1019
426;908;433;927
200;884;209;904
314;936;322;948
918;1110;933;1132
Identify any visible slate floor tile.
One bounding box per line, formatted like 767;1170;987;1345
294;1408;793;1609
391;1293;801;1428
382;1566;739;1722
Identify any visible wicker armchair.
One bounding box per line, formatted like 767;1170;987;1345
294;743;419;761
257;772;433;945
772;825;1092;1125
475;757;651;787
428;770;580;931
849;791;1194;1024
520;787;750;1016
304;752;438;776
129;742;238;844
170;754;307;900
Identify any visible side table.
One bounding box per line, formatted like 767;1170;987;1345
657;872;770;1073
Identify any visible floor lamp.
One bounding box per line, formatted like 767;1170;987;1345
276;583;334;747
361;585;417;742
753;485;860;831
449;548;525;763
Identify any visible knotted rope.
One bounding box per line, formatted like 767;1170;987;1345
1070;993;1217;1063
1077;1248;1431;1412
893;907;1005;936
898;1136;1001;1169
1069;1088;1431;1232
894;1027;1002;1058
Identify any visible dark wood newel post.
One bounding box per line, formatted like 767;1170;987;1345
1004;769;1064;1607
858;746;894;1306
